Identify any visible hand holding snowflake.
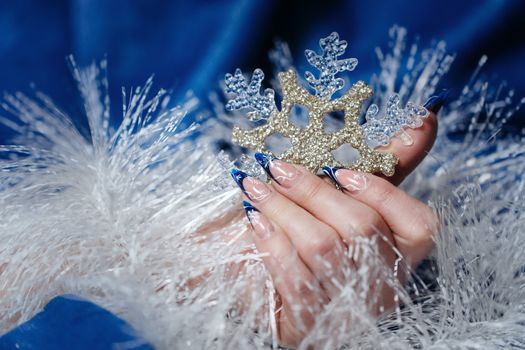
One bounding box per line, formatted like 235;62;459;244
222;32;448;348
228;119;440;347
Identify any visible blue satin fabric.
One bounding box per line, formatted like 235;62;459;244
0;0;524;347
0;0;523;143
0;295;154;349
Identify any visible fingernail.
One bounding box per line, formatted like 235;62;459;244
230;168;271;202
322;166;368;194
322;166;341;186
254;152;279;183
423;89;449;114
254;152;301;188
243;201;274;239
230;168;250;196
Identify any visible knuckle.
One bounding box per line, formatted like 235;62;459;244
294;280;317;297
410;205;439;244
304;228;338;259
300;177;325;204
348;211;385;238
273;249;301;271
373;182;397;213
264;199;291;221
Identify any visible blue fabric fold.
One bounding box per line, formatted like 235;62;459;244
0;295;154;350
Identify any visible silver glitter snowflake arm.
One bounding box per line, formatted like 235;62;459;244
224;68;277;121
304;32;358;99
363;94;429;147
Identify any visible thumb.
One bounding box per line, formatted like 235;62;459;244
378;90;448;186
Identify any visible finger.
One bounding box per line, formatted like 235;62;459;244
255;153;394;250
323;167;439;267
254;154;400;304
241;201;327;338
379;90;448;185
251;156;400;314
230;168;344;297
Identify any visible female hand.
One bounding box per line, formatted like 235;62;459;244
231;106;441;347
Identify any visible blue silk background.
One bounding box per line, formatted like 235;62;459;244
0;0;524;144
0;0;523;349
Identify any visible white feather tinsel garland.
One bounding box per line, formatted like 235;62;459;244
1;27;524;349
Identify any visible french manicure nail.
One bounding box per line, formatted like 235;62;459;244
423;89;449;114
254;152;279;183
230;168;271;202
230;168;250;196
243;201;274;239
322;166;342;186
322;166;368;194
254;152;301;188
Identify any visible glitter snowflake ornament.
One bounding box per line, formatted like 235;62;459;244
225;32;399;176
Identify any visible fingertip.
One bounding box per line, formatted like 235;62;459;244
423;89;449;115
379;110;438;185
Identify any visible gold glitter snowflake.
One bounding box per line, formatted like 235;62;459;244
230;69;398;175
225;32;398;175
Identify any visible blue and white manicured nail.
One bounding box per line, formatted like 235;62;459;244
254;152;279;183
230;168;271;202
423;89;449;114
322;166;368;194
243;200;259;230
254;152;301;188
322;166;341;186
242;201;274;239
